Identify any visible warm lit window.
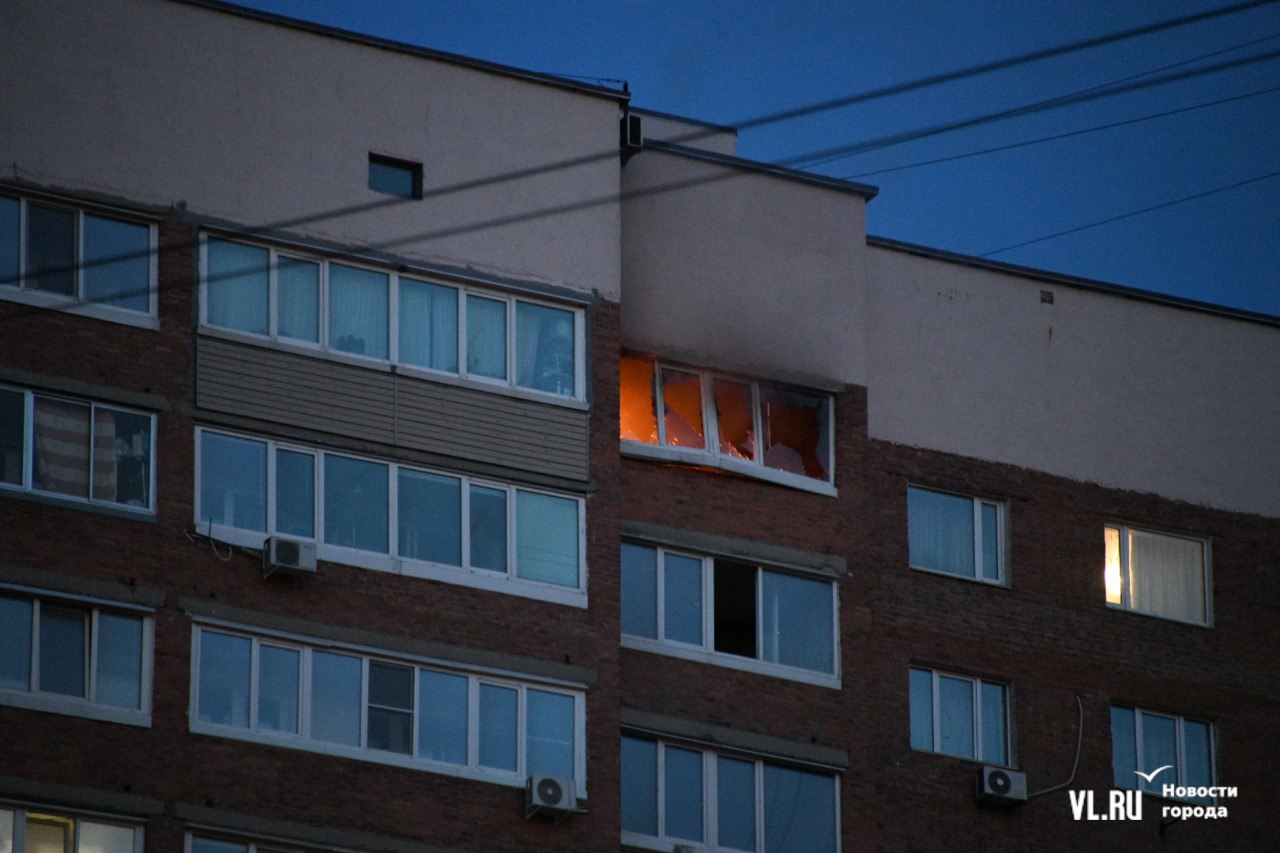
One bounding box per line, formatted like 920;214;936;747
621;735;838;852
619;355;833;490
907;486;1004;583
1104;524;1209;625
192;626;584;790
0;807;142;852
195;428;584;604
201;236;582;399
909;667;1010;765
0;590;152;726
0;193;156;323
1111;706;1214;802
0;386;155;513
621;543;837;684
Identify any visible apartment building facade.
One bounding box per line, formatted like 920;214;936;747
1;1;1277;851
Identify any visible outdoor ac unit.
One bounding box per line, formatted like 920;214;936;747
525;775;577;819
262;536;317;579
976;765;1027;806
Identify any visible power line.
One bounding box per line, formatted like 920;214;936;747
845;86;1280;179
980;168;1280;257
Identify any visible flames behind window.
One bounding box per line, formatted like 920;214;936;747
620;356;658;443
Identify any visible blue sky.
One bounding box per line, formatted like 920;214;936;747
231;0;1280;316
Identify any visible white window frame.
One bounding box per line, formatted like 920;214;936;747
0;804;145;853
0;385;157;516
620;735;841;853
189;624;588;796
621;544;840;688
193;427;587;607
184;833;319;853
0;193;159;328
1104;523;1212;626
906;485;1007;586
909;667;1011;766
0;585;154;726
620;357;837;496
197;234;586;405
1112;705;1216;802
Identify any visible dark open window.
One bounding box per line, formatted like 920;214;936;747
368;153;423;200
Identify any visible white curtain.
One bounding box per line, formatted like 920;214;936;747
277;257;319;342
399;278;457;371
1130;530;1205;622
206;240;268;334
908;488;975;576
329;263;388;358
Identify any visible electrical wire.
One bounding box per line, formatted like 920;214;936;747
1027;695;1085;799
980;168;1280;257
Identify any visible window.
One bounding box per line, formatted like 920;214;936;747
0;386;155;513
368;153;423;200
200;236;583;400
619;355;833;491
620;735;838;852
1104;524;1209;625
621;543;837;685
0;807;142;853
909;667;1009;765
189;836;317;853
0;193;156;322
907;486;1004;583
0;591;151;726
1111;706;1214;803
195;428;584;604
192;627;584;790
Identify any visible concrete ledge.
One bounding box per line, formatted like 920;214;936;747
620;708;849;770
175;803;465;853
620;520;846;578
0;365;171;411
178;596;596;686
0;776;163;816
0;563;165;609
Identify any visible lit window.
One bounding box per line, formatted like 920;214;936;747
0;807;142;853
621;543;837;683
0;193;155;319
1104;524;1209;624
621;735;838;852
0;386;154;513
193;627;584;789
0;591;151;725
619;354;833;489
909;667;1009;765
907;486;1004;583
195;429;585;601
368;153;423;200
201;236;582;399
1111;706;1214;802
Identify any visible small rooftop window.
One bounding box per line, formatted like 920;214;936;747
368;153;423;200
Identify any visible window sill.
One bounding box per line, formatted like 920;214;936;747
0;285;158;329
0;485;156;522
910;564;1007;588
1104;602;1211;629
0;690;150;727
909;746;1012;768
621;635;840;689
203;523;588;608
621;831;706;852
620;441;837;496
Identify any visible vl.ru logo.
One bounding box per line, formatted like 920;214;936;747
1068;766;1170;821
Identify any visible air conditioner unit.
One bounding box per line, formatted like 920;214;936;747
976;765;1027;806
525;775;577;819
262;536;317;579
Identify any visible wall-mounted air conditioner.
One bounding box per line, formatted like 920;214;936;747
262;536;317;579
976;765;1027;806
525;775;577;819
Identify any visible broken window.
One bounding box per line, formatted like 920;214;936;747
619;355;658;443
661;368;705;449
713;379;755;461
759;385;830;480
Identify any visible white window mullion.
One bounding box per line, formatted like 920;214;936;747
74;209;84;300
88;609;100;703
87;404;97;501
30;599;41;693
267;249;279;340
299;648;313;740
147;223;159;317
506;485;517;580
265;444;277;537
754;568;765;661
702;556;714;651
467;677;480;769
655;363;668;446
755;759;766;852
1175;717;1186;787
574;308;586;402
971;677;982;761
931;672;941;752
456;287;468;381
388;463;399;562
23;389;34;490
248;638;261;731
504;298;515;389
972;500;983;580
359;658;370;749
516;685;528;779
460;478;472;570
751;382;763;465
316;452;327;550
318;260;330;349
1121;528;1132;610
655;550;667;641
389;272;401;364
18;198;28;289
1134;711;1145;779
703;749;715;848
702;373;719;458
656;742;667;840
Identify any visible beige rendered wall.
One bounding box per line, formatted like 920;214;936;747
1;0;622;298
633;111;737;155
867;244;1280;517
620;148;867;386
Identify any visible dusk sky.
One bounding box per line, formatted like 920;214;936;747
231;0;1280;317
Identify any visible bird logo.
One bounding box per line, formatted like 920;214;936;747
1134;765;1172;783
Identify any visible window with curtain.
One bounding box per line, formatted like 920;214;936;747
1104;524;1208;624
907;486;1004;583
1111;706;1214;802
399;277;458;372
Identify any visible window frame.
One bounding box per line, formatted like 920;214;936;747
189;624;588;795
193;427;587;606
0;385;157;516
620;355;837;495
0;804;145;853
197;234;586;404
0;192;159;328
367;152;424;200
1104;522;1212;627
1111;705;1216;802
906;484;1008;586
909;666;1012;766
0;585;154;727
620;543;840;688
620;734;841;853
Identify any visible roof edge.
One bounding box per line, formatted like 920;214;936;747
631;106;738;133
867;235;1280;329
170;0;630;102
644;140;879;200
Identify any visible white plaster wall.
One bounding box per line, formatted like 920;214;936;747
634;112;737;155
0;0;622;298
867;245;1280;517
621;148;867;386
